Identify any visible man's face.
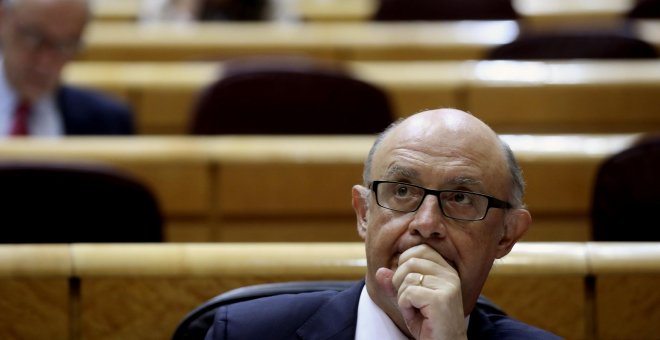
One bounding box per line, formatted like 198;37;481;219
0;0;87;101
356;111;521;321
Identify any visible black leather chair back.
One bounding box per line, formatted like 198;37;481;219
627;0;660;18
189;57;394;135
198;0;269;21
591;135;660;241
372;0;518;21
487;32;658;60
172;281;355;340
172;280;507;340
0;161;163;243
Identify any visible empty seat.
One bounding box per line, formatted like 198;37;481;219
197;0;269;21
172;281;355;339
372;0;518;21
189;56;394;135
486;31;658;59
627;0;660;18
0;160;163;243
172;280;507;340
591;134;660;241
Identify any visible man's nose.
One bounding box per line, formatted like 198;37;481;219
408;194;448;239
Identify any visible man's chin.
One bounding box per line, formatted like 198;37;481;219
21;85;54;101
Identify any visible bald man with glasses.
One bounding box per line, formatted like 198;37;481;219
0;0;133;136
205;109;562;340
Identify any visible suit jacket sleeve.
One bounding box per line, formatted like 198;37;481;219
57;85;135;135
205;291;338;340
205;282;363;340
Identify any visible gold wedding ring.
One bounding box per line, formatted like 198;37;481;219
418;274;424;286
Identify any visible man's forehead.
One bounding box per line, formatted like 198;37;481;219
13;0;88;19
382;162;484;185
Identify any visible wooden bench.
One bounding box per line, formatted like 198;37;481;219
0;245;71;339
64;60;660;134
93;0;636;29
79;19;660;62
1;242;658;339
0;134;639;242
77;20;520;61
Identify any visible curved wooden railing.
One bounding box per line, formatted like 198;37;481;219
1;242;658;339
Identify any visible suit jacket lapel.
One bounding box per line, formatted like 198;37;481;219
296;281;365;340
56;86;77;134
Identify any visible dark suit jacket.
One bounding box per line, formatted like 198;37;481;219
205;281;563;339
57;85;134;135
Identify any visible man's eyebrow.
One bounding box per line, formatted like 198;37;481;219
384;165;419;179
446;176;482;186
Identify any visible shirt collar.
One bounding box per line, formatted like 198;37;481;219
356;285;409;340
0;56;63;137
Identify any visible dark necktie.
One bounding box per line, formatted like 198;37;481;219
10;100;30;136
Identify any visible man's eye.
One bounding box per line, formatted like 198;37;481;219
395;185;409;196
452;193;474;205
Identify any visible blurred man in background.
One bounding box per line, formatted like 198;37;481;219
0;0;133;137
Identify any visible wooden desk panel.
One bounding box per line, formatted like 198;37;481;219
588;243;660;340
64;61;464;134
0;245;71;339
65;60;660;135
80;19;660;63
3;242;658;339
0;135;637;242
78;21;520;62
0;279;70;339
70;242;586;339
93;0;636;30
469;85;660;133
466;60;660;133
0;138;213;217
212;135;636;242
93;0;140;21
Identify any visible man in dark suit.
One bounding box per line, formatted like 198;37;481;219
206;109;562;339
0;0;133;136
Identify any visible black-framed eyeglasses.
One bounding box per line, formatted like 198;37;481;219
370;180;512;221
11;17;81;58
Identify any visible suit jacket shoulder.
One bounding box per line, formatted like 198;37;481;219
57;85;135;135
468;299;564;339
206;281;363;340
206;281;563;340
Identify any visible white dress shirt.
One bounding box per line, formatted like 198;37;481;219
0;57;64;137
355;285;410;340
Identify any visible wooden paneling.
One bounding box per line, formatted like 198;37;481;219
93;0;637;29
78;21;520;62
64;61;660;134
0;245;71;339
1;243;659;339
589;243;660;340
0;135;638;242
483;277;586;339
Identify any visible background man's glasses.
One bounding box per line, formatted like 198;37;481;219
12;18;81;58
370;180;512;221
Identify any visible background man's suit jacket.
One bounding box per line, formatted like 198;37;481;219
205;281;563;339
57;85;134;135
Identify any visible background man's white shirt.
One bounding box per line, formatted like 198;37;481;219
0;57;64;137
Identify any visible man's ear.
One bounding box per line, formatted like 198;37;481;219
352;185;370;240
495;208;531;259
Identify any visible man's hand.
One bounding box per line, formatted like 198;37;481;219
375;244;467;340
